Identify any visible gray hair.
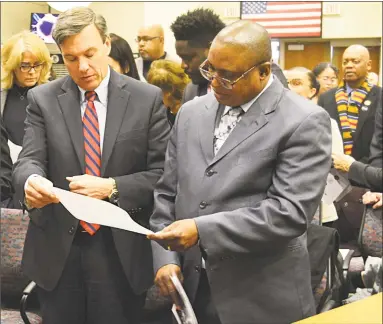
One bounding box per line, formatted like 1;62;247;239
52;7;108;46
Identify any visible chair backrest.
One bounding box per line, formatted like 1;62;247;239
307;224;344;312
1;208;30;301
358;206;382;258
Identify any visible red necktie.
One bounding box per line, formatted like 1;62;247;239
80;91;101;235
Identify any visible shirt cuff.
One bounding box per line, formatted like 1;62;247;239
24;174;41;191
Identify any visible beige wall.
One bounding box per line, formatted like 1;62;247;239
89;1;144;54
1;2;49;42
322;2;382;39
1;1;381;77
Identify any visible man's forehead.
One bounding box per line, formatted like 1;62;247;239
138;26;161;36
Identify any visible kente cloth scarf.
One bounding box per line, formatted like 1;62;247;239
335;79;372;155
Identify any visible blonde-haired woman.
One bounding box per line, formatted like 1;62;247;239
147;59;190;126
1;30;52;150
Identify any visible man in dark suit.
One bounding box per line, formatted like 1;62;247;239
318;45;382;242
369;103;382;167
12;7;170;324
148;21;332;324
318;45;381;162
170;8;226;104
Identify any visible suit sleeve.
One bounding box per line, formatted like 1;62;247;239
149;110;181;274
195;110;332;258
114;89;171;224
1;117;13;204
12;90;47;205
348;161;382;192
368;102;382;167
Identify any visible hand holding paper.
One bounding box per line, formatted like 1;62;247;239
147;219;199;252
53;187;153;235
25;176;60;209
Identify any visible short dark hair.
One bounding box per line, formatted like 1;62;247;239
312;62;339;78
109;33;140;80
307;70;320;96
171;8;225;48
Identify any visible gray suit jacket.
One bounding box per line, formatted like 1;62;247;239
1;88;8;116
150;78;332;323
13;69;170;293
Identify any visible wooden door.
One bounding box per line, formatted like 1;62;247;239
332;46;381;80
284;42;331;70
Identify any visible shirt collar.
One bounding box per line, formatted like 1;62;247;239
346;83;354;96
223;74;274;115
78;66;110;106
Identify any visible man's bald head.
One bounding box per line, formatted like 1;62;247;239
137;24;165;60
206;20;273;107
342;44;372;88
212;20;272;67
138;24;164;37
343;44;370;61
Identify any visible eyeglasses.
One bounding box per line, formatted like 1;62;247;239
135;36;160;43
19;63;44;73
287;79;304;87
199;59;263;90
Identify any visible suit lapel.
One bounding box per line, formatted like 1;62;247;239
353;89;376;142
209;78;283;167
58;77;85;172
199;94;219;164
101;70;130;175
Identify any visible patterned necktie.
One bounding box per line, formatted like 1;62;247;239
214;106;243;155
81;91;101;235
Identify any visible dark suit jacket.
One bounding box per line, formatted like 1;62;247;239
12;69;170;293
349;161;382;192
150;78;332;323
318;85;382;162
369;102;382;167
1;117;13;205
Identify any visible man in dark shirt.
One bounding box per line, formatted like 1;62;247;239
135;24;180;81
170;8;226;103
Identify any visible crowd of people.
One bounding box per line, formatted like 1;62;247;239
1;5;382;324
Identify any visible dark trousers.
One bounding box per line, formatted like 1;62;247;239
193;269;222;324
37;227;145;324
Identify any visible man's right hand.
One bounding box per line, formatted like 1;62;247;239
25;176;60;209
154;264;183;297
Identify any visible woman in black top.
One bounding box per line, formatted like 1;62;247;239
1;31;52;146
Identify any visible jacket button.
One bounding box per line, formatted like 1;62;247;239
199;201;208;209
206;169;215;177
194;265;200;272
344;202;348;208
68;226;75;234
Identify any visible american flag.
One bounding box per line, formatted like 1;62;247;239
241;2;322;38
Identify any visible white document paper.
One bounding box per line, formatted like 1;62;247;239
322;169;352;206
170;274;198;324
53;187;153;235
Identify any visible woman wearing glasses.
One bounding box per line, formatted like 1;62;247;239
1;31;52;149
312;62;339;98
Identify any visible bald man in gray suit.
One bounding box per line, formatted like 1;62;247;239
148;21;332;324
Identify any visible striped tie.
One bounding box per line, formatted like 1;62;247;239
80;91;101;235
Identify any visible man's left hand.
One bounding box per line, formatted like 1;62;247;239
147;219;199;252
67;174;114;200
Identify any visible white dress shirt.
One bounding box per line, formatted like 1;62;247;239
77;66;110;154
